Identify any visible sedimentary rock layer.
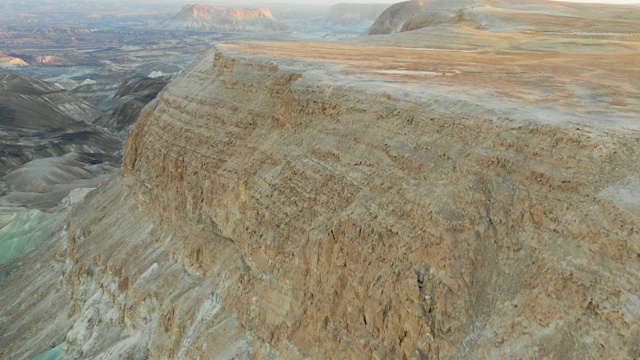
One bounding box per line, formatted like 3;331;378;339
122;46;640;359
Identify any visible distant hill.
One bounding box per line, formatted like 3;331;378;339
366;0;426;35
367;0;640;35
326;3;391;27
0;54;28;68
0;72;122;208
165;4;288;32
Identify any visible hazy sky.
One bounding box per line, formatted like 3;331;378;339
246;0;640;3
70;0;639;5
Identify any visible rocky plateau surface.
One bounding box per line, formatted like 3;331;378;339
1;0;640;359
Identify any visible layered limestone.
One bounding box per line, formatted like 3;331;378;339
2;36;640;359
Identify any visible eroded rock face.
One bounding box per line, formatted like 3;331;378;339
120;48;640;359
2;39;640;359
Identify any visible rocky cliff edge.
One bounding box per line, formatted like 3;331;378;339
1;40;639;359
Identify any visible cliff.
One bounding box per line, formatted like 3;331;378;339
2;27;640;360
165;4;288;33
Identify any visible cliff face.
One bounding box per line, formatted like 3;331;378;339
2;38;640;359
121;47;640;359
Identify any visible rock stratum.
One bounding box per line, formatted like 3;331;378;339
165;4;288;33
2;1;640;359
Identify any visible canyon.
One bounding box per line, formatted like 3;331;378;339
1;0;640;359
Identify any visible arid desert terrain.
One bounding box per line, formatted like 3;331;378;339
1;0;640;359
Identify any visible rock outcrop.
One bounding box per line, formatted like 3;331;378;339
165;4;288;32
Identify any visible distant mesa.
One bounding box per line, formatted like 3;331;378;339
34;55;65;65
165;4;288;32
0;54;28;68
325;3;391;27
